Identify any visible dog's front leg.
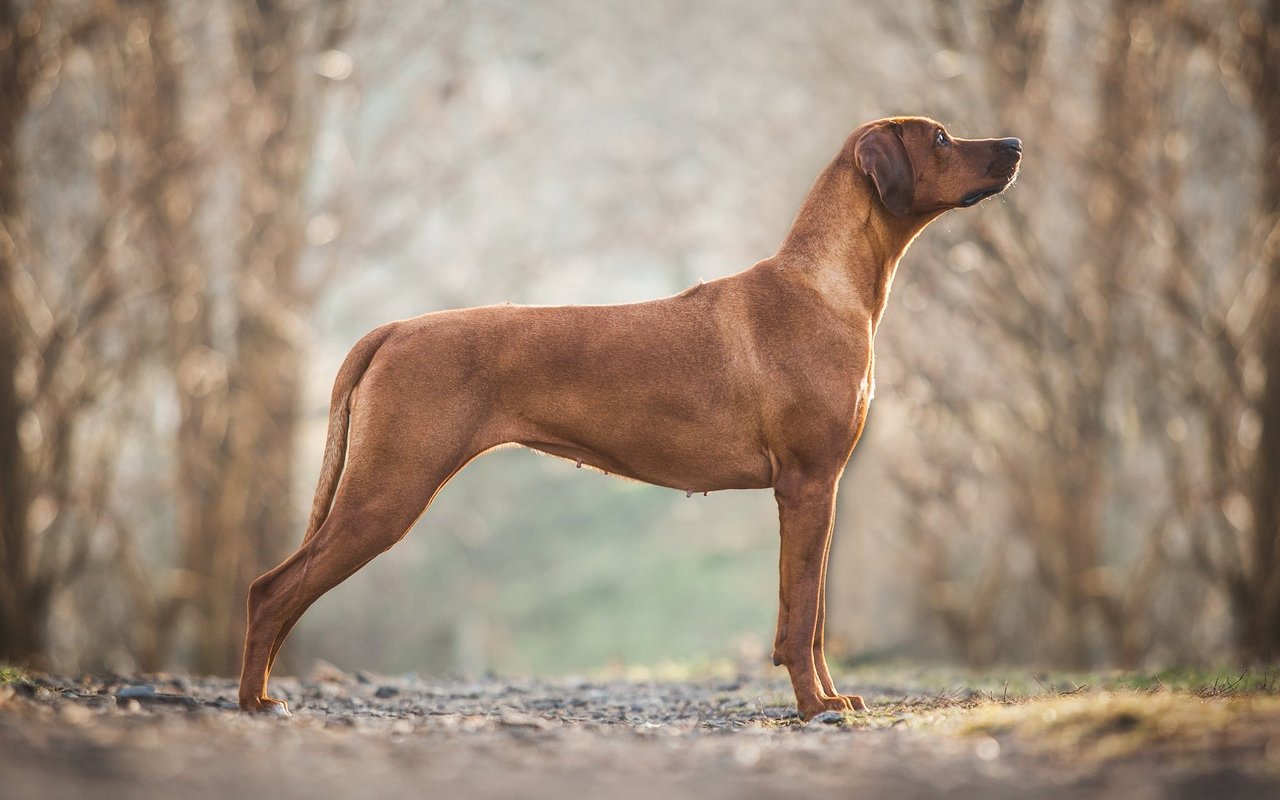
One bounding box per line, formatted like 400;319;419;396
773;472;857;720
773;546;864;709
813;540;866;711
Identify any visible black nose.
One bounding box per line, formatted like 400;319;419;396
997;137;1022;154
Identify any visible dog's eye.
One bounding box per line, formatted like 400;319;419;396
935;130;948;147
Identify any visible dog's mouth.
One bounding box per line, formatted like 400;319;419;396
961;165;1020;207
960;186;1005;207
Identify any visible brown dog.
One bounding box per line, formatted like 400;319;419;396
238;116;1021;719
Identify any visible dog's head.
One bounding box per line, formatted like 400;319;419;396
852;116;1021;218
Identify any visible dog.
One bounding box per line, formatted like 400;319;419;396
238;116;1022;720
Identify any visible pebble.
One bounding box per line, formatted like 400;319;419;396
113;683;199;709
116;684;157;699
497;712;552;730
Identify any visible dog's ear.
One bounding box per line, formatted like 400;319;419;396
855;124;915;217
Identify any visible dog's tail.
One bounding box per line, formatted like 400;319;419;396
302;323;396;542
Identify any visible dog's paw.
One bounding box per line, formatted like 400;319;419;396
842;694;868;712
263;699;292;717
241;697;292;717
799;696;856;720
819;693;868;712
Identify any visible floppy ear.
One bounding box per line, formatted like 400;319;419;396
854;125;915;217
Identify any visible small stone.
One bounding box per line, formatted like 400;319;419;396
114;683;199;709
808;710;845;725
497;712;551;730
116;684;157;699
375;686;400;699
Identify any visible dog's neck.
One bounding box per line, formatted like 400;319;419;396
774;156;937;333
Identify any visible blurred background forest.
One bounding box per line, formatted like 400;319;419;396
1;0;1278;679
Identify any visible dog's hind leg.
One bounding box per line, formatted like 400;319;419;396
238;393;491;714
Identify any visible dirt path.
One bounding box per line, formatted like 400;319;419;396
3;671;1278;799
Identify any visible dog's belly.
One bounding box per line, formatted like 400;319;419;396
518;430;774;492
503;361;777;491
504;364;772;491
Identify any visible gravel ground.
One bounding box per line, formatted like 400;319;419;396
2;669;1278;800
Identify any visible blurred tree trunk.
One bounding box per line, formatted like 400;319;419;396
1173;0;1280;662
0;1;122;667
980;0;1117;669
1060;0;1161;669
118;0;228;671
0;0;37;663
1242;0;1280;661
957;0;1163;668
196;0;315;677
182;0;350;675
118;0;349;675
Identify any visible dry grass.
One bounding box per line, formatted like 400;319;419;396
800;664;1280;767
0;666;31;685
951;691;1280;762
